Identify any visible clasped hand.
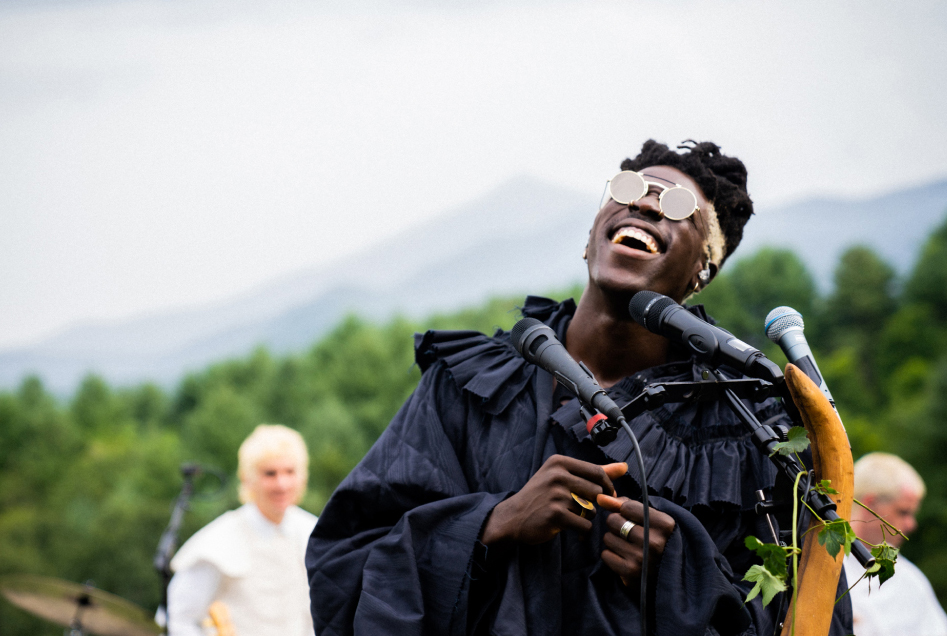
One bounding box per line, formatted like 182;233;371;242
481;455;675;585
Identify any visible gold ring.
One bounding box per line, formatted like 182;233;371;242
620;520;636;540
571;493;594;519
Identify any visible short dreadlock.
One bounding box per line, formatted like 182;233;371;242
620;140;753;267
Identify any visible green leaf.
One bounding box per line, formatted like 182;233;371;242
868;543;899;586
769;426;810;457
744;535;789;579
814;479;839;495
817;519;856;558
871;543;899;562
743;564;788;606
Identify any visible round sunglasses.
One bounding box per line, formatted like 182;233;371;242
607;171;700;221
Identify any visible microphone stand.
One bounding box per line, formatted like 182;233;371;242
153;465;200;629
587;368;876;571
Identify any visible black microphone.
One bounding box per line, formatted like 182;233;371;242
765;306;838;410
512;316;653;636
511;318;623;423
628;291;783;382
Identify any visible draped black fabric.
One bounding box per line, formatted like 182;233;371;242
306;296;853;635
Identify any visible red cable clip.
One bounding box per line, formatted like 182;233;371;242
586;412;608;434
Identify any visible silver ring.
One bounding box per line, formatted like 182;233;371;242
619;520;636;540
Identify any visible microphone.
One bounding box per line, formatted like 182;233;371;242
512;317;653;636
628;291;783;382
511;317;624;423
764;307;836;409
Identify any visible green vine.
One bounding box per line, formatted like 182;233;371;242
742;426;902;628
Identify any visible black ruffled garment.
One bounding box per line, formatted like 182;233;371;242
306;296;852;636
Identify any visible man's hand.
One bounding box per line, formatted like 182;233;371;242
481;456;627;545
597;494;676;586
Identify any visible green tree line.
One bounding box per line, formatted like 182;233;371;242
4;214;947;634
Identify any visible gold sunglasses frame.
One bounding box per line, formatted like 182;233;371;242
607;171;700;221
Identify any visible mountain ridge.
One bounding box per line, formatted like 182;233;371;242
4;175;947;394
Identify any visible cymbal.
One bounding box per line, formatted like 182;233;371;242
0;575;160;636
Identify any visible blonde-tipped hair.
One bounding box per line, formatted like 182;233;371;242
237;424;309;504
853;452;926;502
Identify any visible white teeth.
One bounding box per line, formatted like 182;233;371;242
612;226;659;254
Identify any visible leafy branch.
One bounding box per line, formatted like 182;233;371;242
743;425;900;621
853;497;909;546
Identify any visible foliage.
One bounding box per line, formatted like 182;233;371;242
817;519;856;559
743;563;788;607
824;246;898;346
769;426;810;457
745;536;789;580
0;291;536;634
869;544;899;586
905;216;947;320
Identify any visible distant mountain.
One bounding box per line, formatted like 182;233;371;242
2;175;946;395
739;179;947;288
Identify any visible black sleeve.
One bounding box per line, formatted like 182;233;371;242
306;364;511;636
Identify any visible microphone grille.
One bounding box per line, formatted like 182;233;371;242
511;317;543;354
629;291;675;332
764;306;804;342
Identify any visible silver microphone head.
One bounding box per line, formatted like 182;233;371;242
764;306;804;343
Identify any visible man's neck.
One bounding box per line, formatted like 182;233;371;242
565;286;670;388
255;503;286;525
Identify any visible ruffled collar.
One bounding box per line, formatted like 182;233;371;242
413;296;781;510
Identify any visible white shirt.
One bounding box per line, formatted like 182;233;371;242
844;553;947;636
168;503;318;636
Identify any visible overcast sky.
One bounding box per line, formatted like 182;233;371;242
1;0;945;350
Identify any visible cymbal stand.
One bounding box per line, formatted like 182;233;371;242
65;582;94;636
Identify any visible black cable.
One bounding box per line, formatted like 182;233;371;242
618;415;650;636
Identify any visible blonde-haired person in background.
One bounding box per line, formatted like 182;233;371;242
168;424;318;636
844;452;947;636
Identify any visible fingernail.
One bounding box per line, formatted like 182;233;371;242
602;462;629;479
596;493;622;510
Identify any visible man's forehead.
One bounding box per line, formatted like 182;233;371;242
639;172;678;187
639;165;706;199
873;487;922;509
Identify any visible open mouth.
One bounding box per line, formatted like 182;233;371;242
611;226;661;254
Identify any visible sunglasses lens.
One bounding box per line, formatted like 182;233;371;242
660;187;698;220
608;171;647;205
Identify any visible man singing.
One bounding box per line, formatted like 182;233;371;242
306;140;852;635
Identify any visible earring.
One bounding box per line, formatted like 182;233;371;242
582;245;588;261
698;268;711;284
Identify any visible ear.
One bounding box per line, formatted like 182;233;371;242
854;494;881;518
690;261;718;294
703;262;719;286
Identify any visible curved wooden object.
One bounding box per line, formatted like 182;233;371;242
207;600;237;636
780;364;853;636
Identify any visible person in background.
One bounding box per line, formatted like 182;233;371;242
168;424;317;636
845;452;947;636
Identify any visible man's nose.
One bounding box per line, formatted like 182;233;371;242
904;515;917;536
631;194;664;219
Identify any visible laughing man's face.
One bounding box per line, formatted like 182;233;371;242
585;165;711;304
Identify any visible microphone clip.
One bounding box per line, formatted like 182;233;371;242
585;373;785;448
584;384;673;446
